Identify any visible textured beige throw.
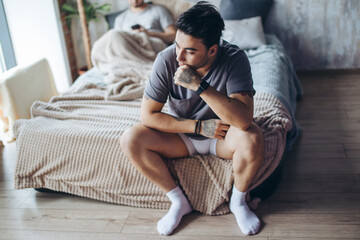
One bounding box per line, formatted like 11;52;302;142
91;29;165;85
14;88;291;215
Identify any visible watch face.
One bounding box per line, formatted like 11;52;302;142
201;80;209;89
196;80;209;95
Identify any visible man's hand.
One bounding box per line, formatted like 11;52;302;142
132;24;148;34
200;119;230;139
174;65;201;91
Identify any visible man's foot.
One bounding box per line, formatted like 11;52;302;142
157;186;193;235
229;185;260;235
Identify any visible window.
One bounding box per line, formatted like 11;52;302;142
0;43;6;73
1;0;71;92
0;0;16;73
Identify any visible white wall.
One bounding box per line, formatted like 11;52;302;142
265;0;360;70
3;0;71;93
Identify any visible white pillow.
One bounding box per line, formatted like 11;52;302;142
150;0;194;20
222;16;266;50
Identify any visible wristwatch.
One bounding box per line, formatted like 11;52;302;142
195;80;209;95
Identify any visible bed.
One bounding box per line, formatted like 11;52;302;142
13;0;303;215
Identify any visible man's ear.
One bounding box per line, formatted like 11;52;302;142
209;44;218;57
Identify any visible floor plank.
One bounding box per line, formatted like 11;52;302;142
261;214;360;239
344;143;360;159
296;119;360;132
287;143;347;159
299;130;360;144
282;157;360;175
0;189;32;209
0;208;129;233
269;193;360;214
0;230;262;240
276;174;360;193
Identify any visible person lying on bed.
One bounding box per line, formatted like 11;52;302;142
114;0;176;47
120;1;264;236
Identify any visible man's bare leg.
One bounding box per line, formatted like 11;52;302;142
120;124;192;235
217;123;264;235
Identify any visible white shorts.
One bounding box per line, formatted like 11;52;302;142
178;133;217;156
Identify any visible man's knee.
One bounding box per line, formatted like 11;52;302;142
246;128;264;169
120;124;146;153
233;123;264;158
247;123;264;149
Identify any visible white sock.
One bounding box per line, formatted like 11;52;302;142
157;186;193;235
229;185;261;235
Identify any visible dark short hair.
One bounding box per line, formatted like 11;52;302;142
175;1;225;49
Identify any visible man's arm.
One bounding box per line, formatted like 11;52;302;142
174;66;253;131
141;94;231;139
200;88;253;131
140;94;195;133
139;25;176;44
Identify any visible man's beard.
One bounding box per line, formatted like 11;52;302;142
133;2;145;8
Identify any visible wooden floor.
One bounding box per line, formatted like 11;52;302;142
1;72;360;239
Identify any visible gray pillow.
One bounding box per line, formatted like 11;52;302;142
105;10;125;29
220;0;273;22
222;17;266;50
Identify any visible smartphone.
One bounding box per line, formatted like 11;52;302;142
131;24;141;30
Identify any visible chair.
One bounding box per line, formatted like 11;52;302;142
0;58;58;144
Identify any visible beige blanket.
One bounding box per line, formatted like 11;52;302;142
13;31;292;215
91;29;165;86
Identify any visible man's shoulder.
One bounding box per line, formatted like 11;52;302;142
220;39;246;55
114;8;130;20
152;44;177;75
158;44;176;60
148;3;169;11
218;39;248;62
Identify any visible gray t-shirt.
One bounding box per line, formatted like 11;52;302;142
145;39;254;139
114;4;174;33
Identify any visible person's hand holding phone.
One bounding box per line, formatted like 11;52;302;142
131;24;147;34
131;24;141;30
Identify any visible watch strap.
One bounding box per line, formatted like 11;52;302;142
195;80;209;95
